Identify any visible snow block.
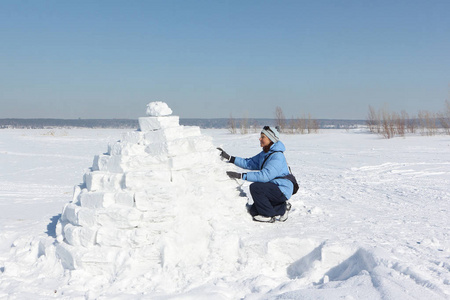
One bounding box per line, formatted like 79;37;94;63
121;130;145;144
144;140;184;156
107;142;147;156
138;116;180;132
55;243;78;270
95;205;143;229
96;227;126;247
192;136;214;152
124;170;172;190
63;223;97;247
76;207;96;227
80;191;115;209
61;203;80;224
144;126;201;143
79;227;97;247
170;151;217;170
144;136;210;156
115;191;135;207
93;154;110;172
94;154;169;173
134;191;172;212
63;223;79;245
92;155;100;171
84;172;125;191
93;155;125;173
55;220;64;242
123;155;168;171
72;185;82;203
96;227;158;248
182;126;202;138
96;227;142;248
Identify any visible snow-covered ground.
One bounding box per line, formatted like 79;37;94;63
0;127;449;299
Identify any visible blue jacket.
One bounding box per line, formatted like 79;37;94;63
233;141;293;199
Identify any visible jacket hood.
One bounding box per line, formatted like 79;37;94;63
270;141;286;152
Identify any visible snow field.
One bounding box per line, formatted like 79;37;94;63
0;124;448;299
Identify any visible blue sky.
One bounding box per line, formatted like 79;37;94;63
1;0;449;119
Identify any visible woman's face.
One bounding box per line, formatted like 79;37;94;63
259;133;271;148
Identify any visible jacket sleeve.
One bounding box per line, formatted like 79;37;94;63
245;152;286;182
233;153;262;171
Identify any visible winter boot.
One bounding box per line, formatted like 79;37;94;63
246;204;258;217
253;215;276;223
277;210;289;222
276;202;290;222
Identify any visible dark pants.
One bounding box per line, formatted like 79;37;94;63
249;182;287;217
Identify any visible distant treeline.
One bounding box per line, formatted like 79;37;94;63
0;118;365;129
366;101;450;138
0;118;139;129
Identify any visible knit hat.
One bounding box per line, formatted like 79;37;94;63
261;126;280;143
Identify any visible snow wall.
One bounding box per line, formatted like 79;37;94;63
55;102;248;290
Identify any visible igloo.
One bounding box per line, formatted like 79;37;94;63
55;102;247;288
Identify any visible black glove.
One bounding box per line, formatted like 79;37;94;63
217;147;230;160
226;171;243;179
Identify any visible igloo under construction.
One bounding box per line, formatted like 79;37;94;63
55;102;248;287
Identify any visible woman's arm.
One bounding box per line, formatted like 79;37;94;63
233;153;262;171
245;152;286;182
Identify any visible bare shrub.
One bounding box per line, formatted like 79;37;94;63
418;110;437;136
428;111;437;136
367;105;381;133
309;116;320;134
288;117;296;134
240;113;249;134
418;110;426;135
296;114;306;134
381;108;395;139
407;115;417;134
394;111;407;137
438;100;450;135
228;114;237;134
307;114;313;134
275;107;286;133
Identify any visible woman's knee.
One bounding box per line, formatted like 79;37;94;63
250;182;265;194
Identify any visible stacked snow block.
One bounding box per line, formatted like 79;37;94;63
55;112;218;270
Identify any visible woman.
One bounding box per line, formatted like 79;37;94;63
218;126;293;223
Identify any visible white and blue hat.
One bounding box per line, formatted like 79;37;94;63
261;126;280;143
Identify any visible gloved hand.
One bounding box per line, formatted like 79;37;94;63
226;171;242;179
217;147;230;160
